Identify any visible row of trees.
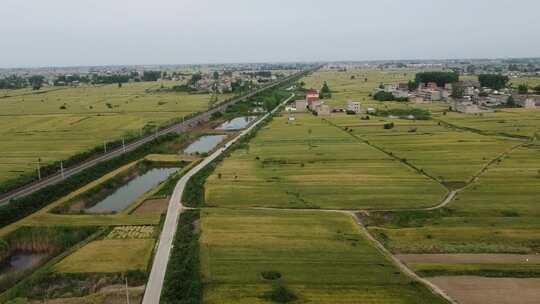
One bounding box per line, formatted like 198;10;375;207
0;75;44;90
478;74;509;90
414;71;459;87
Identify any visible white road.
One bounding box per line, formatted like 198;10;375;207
142;94;294;304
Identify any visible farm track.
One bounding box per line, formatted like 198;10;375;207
142;94;295;304
0;71;308;205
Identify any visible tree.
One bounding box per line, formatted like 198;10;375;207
29;75;45;90
373;91;395;101
518;84;529;94
535;85;540;94
415;72;459;87
142;71;161;82
451;84;464;98
320;81;331;99
407;80;418;91
506;95;516;108
189;73;203;85
213;71;219;80
478;74;509;90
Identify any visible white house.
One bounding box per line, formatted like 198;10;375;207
346;100;361;113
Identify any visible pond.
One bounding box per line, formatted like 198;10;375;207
0;252;47;276
86;167;179;213
215;116;258;130
183;135;227;154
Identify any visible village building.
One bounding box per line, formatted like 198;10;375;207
450;99;491;113
392;90;409;99
305;89;319;100
420;89;442;102
295;100;308;112
308;99;322;111
346;100;361;113
314;104;331;116
514;95;540;108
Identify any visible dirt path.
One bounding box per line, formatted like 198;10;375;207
347;211;459;304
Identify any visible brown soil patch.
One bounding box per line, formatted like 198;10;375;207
132;198;169;215
397;254;540;264
428;276;540;304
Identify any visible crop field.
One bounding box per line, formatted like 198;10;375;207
327;114;517;184
438;109;540;139
55;238;155;273
0;81;233;182
200;208;447;304
205;113;446;210
368;145;540;254
105;226;155;239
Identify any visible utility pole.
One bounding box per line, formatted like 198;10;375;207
37;158;41;181
122;138;126;152
125;276;130;304
60;161;65;179
104;141;107;153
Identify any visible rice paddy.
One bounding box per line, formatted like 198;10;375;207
205;113;447;210
0;81;233;183
200;208;447;304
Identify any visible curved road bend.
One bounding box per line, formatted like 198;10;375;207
142;94;295;304
0;71;306;205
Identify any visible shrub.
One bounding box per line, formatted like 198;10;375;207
261;271;282;281
383;122;394;129
264;283;297;303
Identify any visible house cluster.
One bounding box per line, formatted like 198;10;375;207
287;89;363;116
373;81;540;113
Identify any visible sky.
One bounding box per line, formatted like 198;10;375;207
1;0;540;68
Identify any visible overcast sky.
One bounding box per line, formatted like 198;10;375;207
1;0;539;68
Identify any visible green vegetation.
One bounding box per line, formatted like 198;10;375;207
0;81;234;187
0;226;97;293
200;208;447;304
368;146;540;254
55;238;155;273
327;115;515;183
408;263;540;278
438;109;540;139
205;113;446;210
0;133;184;229
373;90;407;102
478;74;509;90
161;211;201;304
414;72;459;87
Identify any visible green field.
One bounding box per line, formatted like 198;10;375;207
327;114;517;183
438;109;540;139
205;113;446;210
0;81;233;183
368;145;540;254
200;208;447;304
55;238;155;273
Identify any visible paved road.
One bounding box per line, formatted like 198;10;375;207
0;72;306;205
142;94;294;304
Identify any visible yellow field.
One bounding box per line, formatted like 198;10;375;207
55;238;154;273
0;81;233;182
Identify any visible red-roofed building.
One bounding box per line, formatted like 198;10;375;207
306;89;320;99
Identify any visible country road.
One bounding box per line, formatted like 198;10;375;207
0;71;307;205
141;94;294;304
